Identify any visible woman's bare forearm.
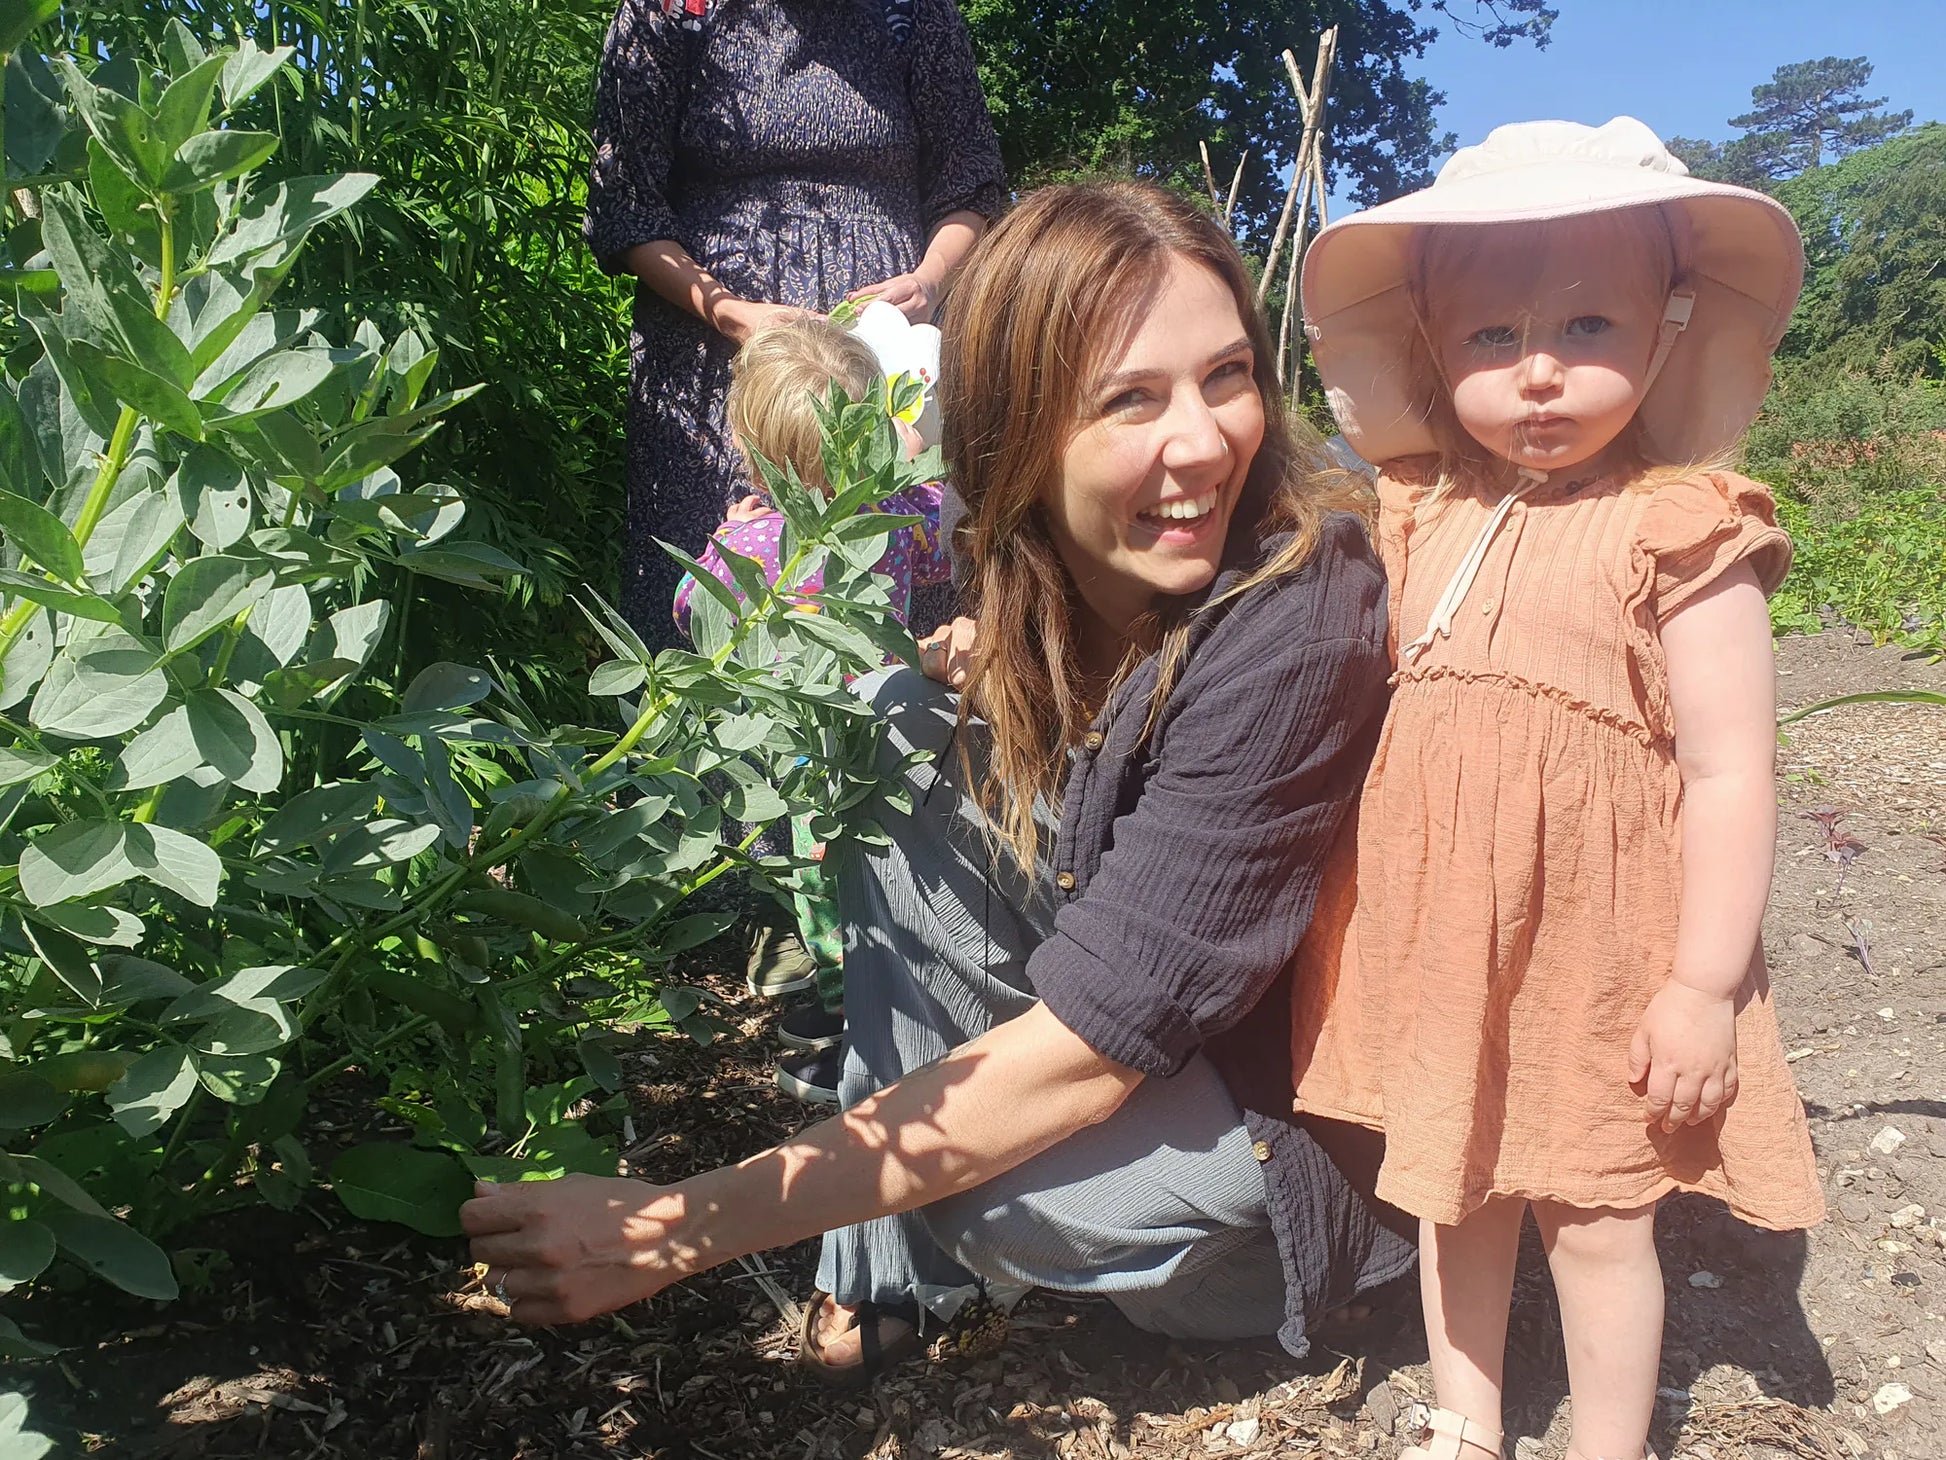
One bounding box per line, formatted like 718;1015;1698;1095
669;1001;1140;1275
914;209;986;293
622;239;745;334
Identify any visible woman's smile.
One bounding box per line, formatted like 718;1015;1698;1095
1043;254;1266;634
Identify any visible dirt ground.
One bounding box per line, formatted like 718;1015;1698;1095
14;629;1946;1460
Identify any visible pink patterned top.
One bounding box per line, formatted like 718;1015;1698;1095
672;483;951;640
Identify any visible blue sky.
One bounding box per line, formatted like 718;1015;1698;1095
1404;0;1941;173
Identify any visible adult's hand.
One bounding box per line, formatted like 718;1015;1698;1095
918;616;977;688
463;1174;704;1326
845;270;939;324
713;298;809;347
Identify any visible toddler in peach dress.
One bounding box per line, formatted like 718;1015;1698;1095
1293;118;1825;1460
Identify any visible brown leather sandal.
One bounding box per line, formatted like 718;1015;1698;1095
794;1290;921;1389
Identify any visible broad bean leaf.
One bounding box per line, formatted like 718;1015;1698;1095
0;605;50;710
152;53;225;154
203;345;341;423
69;339;204;440
16;818;134;904
403;661;492;713
329;1143;470;1237
0;486;80;581
254;780;377;854
0;745;54;786
39;1207;178;1300
219;44;294;111
165;129;277;193
0;1219;55;1293
0;567;122;622
124;822;222;905
161;554;271;652
30;901;144;947
184;687;282;792
107;1044;197;1139
171;447;253;549
30;636;167;736
115;704;202;790
82;485;185;593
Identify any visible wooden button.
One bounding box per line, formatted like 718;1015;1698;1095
1056;872;1076;891
1083;731;1104;751
1252;1141;1272;1163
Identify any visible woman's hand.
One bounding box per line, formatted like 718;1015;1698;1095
846;271;940;323
463;1175;706;1326
712;298;808;346
724;494;773;523
918;616;977;687
1627;980;1741;1133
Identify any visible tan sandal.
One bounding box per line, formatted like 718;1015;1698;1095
1402;1408;1503;1460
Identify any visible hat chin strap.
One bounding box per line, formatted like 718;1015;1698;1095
1642;289;1696;397
1400;291;1694;666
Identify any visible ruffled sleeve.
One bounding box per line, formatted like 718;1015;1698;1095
583;0;688;275
906;0;1007;227
1636;472;1793;620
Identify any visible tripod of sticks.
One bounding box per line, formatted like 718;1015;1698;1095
1198;25;1339;394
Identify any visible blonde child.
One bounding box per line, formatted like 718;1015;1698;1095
674;316;950;1095
1292;119;1824;1460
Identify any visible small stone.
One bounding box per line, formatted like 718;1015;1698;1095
1870;1126;1908;1156
1878;1007;1897;1020
1890;1204;1927;1229
1873;1381;1913;1416
1224;1417;1261;1447
1925;1339;1946;1366
1689;1270;1725;1289
1514;1439;1545;1460
1892;1272;1922;1288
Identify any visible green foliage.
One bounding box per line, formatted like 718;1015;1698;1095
958;1;1556;227
60;0;630;719
1671;56;1913;186
1746;366;1946;656
0;25;919;1375
1772;125;1946;380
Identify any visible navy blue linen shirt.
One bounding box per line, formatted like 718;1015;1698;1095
1030;508;1414;1355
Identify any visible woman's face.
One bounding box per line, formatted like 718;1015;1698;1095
1043;254;1265;637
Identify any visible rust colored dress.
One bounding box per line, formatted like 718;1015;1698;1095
1293;466;1826;1230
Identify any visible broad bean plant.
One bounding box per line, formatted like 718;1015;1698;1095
0;13;922;1376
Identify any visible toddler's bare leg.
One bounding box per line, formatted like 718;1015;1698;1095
1412;1197;1525;1458
1532;1201;1661;1460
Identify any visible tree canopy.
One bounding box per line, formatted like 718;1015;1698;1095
965;0;1558;232
1774;124;1946;379
1671;56;1913;187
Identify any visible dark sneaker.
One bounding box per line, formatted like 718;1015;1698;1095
746;925;818;997
775;1048;842;1105
777;1004;846;1051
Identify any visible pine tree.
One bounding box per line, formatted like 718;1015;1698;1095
1726;56;1913;178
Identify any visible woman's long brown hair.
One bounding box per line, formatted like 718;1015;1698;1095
941;180;1355;873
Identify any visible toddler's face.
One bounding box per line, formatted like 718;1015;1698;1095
1430;236;1663;475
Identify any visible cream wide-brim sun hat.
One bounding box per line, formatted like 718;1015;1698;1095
1300;116;1805;466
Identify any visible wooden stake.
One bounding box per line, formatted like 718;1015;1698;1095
1198;140;1221;211
1223;150;1249;228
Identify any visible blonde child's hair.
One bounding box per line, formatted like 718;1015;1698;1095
1400;206;1730;499
725;316;881;495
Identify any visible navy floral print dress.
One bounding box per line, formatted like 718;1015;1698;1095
585;0;1007;649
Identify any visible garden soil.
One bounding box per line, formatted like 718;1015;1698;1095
16;630;1946;1460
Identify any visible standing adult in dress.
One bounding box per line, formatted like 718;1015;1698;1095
585;0;1006;650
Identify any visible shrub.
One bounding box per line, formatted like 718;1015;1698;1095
0;22;921;1363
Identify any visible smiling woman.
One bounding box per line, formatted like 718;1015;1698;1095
465;180;1412;1384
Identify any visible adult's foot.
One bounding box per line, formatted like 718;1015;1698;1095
797;1293;919;1387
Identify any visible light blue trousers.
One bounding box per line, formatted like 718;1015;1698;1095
814;668;1288;1340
